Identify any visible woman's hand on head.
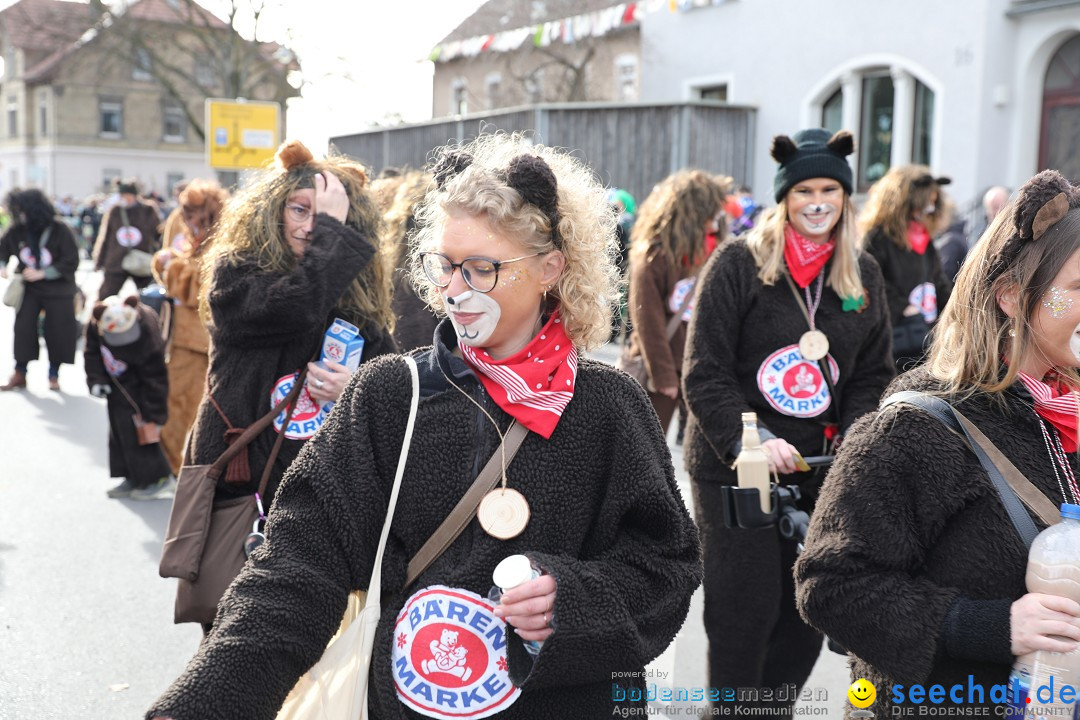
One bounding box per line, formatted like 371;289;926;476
762;438;801;475
1011;593;1080;656
306;360;352;405
313;172;349;224
494;573;557;643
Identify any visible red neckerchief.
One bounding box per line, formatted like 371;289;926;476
783;224;835;288
908;220;931;255
1017;371;1080;453
459;310;576;440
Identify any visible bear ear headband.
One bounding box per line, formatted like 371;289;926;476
988;170;1076;280
430;149;562;248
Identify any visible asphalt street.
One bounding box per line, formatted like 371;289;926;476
0;265;849;719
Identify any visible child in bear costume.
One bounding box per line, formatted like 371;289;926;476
85;295;173;499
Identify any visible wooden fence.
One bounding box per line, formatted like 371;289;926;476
330;101;757;202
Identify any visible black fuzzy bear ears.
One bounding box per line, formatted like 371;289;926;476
771;130;854;164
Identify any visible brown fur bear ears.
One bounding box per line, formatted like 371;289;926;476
771;130;854;164
91;294;139;323
1014;170;1080;243
273;139;369;191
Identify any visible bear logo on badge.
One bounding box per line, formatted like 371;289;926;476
756;345;840;419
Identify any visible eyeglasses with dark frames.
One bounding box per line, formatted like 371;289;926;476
419;252;543;294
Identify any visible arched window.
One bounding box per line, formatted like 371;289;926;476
1040;34;1080;181
814;65;937;191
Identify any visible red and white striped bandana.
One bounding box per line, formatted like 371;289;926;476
1017;371;1080;453
459;310;577;439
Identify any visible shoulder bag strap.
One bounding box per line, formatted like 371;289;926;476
366;356;421;606
880;391;1056;546
207;365;309;480
119;205;130;230
107;373;145;418
783;272;841;425
664;273;699;341
405;420;530;588
254;374;306;497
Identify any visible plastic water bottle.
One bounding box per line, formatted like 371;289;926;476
489;554;543;657
1008;504;1080;720
736;412;772;514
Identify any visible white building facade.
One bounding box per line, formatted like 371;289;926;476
640;0;1080;213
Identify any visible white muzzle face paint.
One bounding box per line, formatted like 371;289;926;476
795;202;839;235
444;290;502;347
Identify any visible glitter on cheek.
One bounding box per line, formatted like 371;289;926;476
1043;286;1074;319
498;266;531;291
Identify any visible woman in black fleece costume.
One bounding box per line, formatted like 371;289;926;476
148;133;701;720
682;128;893;716
167;140;397;628
797;170;1080;718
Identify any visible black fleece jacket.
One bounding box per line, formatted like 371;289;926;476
0;219;81;297
865;225;952;327
147;321;703;720
682;238;894;488
187;213;396;500
796;367;1072;717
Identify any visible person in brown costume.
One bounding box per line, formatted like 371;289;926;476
93;178;163;299
151;179;229;474
624;169;728;432
166;140;397;631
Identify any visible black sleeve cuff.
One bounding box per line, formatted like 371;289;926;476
941;597;1013;664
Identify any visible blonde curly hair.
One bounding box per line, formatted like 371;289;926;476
410;133;620;350
200;141;394;333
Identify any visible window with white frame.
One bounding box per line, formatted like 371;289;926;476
451;79;467;115
163;102;186;142
195;57;215;88
37;92;47;137
615;54;639;102
817;67;937;191
6;95;16;138
525;71;543;104
99;98;123;137
822;89;842;133
698;84;728;102
133;48;153;81
485;73;502;110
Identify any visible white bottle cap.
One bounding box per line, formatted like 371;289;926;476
492;554;534;591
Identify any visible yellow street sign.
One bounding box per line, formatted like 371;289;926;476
206;99;281;170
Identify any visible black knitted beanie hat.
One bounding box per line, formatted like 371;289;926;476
771;128;855;202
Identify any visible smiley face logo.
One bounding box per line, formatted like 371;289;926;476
848;678;876;708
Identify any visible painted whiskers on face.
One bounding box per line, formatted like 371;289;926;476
799;203;839;233
444;290;502;346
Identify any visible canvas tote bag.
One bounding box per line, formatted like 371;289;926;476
275;355;421;720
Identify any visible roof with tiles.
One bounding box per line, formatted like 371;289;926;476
440;0;626;44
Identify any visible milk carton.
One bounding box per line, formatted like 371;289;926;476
321;318;365;372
